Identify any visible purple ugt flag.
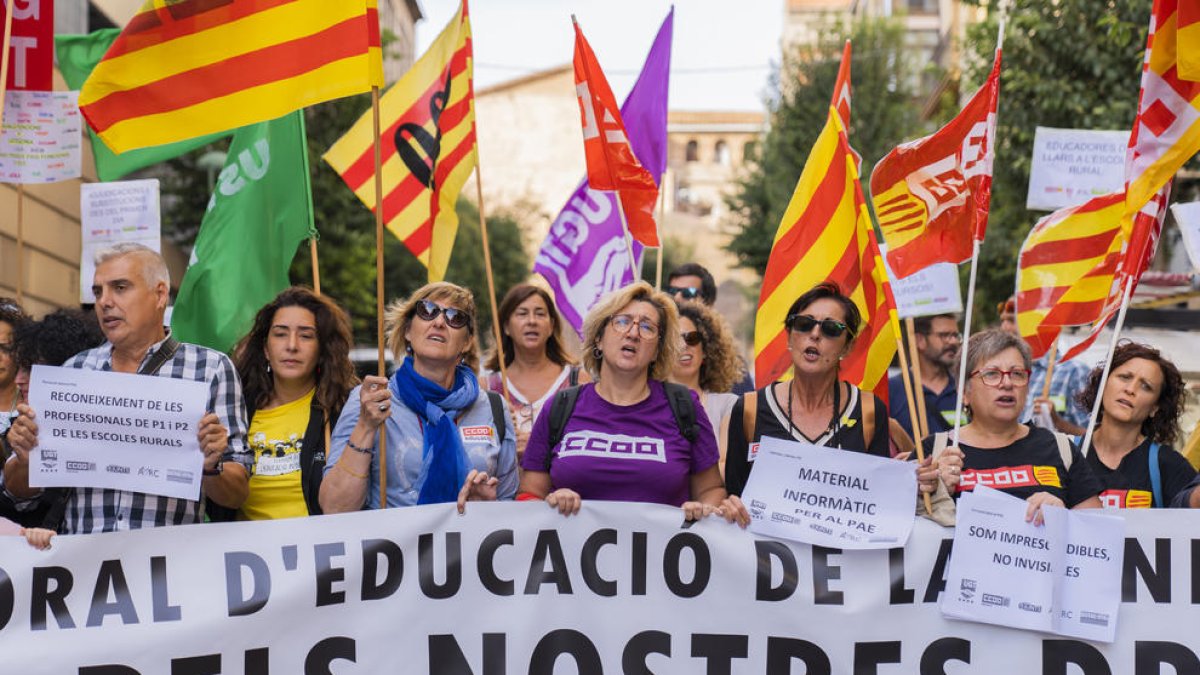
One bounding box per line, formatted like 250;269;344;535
533;8;672;336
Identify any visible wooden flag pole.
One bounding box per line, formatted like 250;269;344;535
371;86;388;508
905;318;930;441
2;1;15;303
950;240;982;445
894;333;923;451
309;238;322;296
1040;337;1060;402
15;185;23;305
0;0;12;127
894;333;932;515
473;165;516;432
1079;276;1135;457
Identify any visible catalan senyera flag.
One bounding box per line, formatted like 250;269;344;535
572;19;661;247
754;46;898;399
324;2;475;282
1178;0;1200;81
1122;0;1200;274
1015;192;1125;359
871;49;1000;279
78;0;383;154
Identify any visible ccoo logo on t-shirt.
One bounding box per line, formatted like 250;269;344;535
559;431;666;463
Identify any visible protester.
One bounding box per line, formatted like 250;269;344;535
670;300;743;473
519;282;727;519
1;309;105;529
666;261;755;395
888;313;962;441
0;515;55;550
4;243;251;533
320;282;517;512
228;288;358;520
998;297;1091;435
482;283;588;461
932;329;1102;524
0;298;29;440
1075;342;1196;508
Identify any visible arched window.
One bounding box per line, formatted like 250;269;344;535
714;140;731;166
685;140;699;163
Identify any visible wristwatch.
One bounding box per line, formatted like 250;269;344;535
202;461;224;476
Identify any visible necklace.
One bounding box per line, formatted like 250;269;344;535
785;378;841;443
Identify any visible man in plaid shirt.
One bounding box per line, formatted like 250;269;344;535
4;244;250;533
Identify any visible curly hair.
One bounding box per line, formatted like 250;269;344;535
12;309;103;369
674;300;744;393
0;297;29;335
1076;341;1185;446
233;287;358;420
483;283;576;372
581;281;680;382
385;281;480;373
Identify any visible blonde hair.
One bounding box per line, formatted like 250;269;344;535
581;281;680;382
675;300;745;393
385;282;480;372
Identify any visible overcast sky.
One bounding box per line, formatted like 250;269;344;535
414;0;783;111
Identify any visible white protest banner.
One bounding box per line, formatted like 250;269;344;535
942;486;1126;642
0;503;1195;673
1170;201;1200;272
79;179;162;302
26;365;207;500
742;436;917;549
1026;127;1128;211
880;244;963;318
0;90;82;184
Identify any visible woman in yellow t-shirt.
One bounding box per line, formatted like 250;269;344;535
229;287;357;520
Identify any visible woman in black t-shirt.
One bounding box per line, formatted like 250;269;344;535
1076;342;1195;508
722;283;938;503
931;330;1102;524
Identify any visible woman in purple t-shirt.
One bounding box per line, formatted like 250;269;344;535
519;282;728;519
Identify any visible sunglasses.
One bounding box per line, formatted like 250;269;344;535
413;299;472;330
681;330;704;346
787;314;851;338
666;286;702;300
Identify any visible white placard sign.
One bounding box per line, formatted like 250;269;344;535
79;179;162;303
26;365;207;500
1170;201;1200;272
880;244;963;318
942;486;1125;642
0;90;83;184
1026;127;1129;210
742;436;918;549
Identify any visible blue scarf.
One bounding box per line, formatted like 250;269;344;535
390;357;480;505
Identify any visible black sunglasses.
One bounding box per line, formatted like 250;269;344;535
787;314;851;339
666;286;702;300
414;299;472;330
681;330;704;346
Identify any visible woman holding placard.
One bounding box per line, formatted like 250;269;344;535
230;287;357;519
930;329;1102;524
1075;342;1195;509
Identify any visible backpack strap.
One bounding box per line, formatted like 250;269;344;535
1053;432;1074;470
485;391;508;447
1148;442;1163;508
546;385;583;471
861;389;876;449
140;337;180;376
662;382;699;442
742;390;758;444
568;366;580;387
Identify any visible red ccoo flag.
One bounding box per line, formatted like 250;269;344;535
572;18;660;247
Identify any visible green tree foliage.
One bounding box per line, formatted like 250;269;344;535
725;16;928;276
963;0;1151;325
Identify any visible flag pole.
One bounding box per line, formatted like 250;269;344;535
905;317;930;440
15;185;23;305
951;240;981;445
473;165;516;431
1040;337;1059;402
371;85;388;508
2;1;15;304
1079;276;1134;457
894;332;923;448
0;0;12;127
655;185;666;288
613;194;639;280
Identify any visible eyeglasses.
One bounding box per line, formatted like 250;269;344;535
665;286;702;300
610;314;659;339
930;331;962;342
681;330;704;346
970;367;1030;387
413;300;472;330
787;314;852;339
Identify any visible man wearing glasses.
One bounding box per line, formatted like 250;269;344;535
887;313;962;442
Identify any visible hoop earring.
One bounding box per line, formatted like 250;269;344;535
592;345;603;360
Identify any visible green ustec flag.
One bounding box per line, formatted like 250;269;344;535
56;30;229;182
171;112;314;353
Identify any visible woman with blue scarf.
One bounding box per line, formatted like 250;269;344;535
320;283;518;512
